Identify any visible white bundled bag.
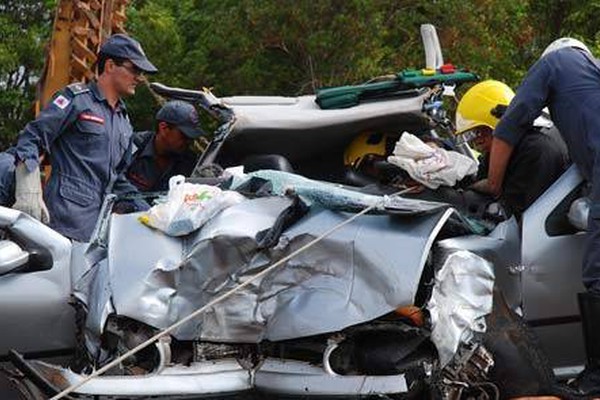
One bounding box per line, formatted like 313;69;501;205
140;175;245;236
387;132;477;189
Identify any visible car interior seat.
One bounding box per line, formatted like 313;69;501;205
242;154;295;173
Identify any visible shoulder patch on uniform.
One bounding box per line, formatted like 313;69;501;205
66;82;90;95
53;95;71;110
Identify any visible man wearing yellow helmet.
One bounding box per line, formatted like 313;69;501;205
456;80;568;215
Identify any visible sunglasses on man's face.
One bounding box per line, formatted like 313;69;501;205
115;61;144;77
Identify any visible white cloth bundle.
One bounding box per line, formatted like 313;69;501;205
387;132;477;189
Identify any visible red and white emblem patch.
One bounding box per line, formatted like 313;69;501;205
53;95;70;110
78;113;105;124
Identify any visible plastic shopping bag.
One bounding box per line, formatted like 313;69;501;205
139;175;245;236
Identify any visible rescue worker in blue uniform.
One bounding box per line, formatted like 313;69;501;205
0;151;15;206
488;37;600;395
127;101;204;192
11;33;157;242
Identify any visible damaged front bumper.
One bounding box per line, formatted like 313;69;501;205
11;352;409;398
9;249;499;399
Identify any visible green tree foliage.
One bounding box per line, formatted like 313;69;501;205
128;0;533;95
0;0;55;148
124;0;536;129
3;0;600;143
530;0;600;55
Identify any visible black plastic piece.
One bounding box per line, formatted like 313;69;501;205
5;230;53;274
242;154;295;174
342;169;379;187
483;289;561;398
150;82;208;104
569;292;600;395
579;291;600;365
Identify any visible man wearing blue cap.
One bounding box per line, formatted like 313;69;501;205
11;33;157;242
127;101;204;192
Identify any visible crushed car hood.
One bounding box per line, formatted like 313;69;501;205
76;174;475;357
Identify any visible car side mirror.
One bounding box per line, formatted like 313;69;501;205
0;240;29;275
567;197;590;232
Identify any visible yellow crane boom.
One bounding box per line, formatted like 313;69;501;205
36;0;128;113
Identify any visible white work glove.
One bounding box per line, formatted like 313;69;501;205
13;163;50;224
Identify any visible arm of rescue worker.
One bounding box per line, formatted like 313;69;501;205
0;151;16;207
111;130;150;211
490;58;553;197
469;178;494;195
494;57;553;148
487;137;514;197
111;173;150;212
13;91;77;172
11;92;77;222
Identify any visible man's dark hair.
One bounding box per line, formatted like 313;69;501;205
97;54;127;75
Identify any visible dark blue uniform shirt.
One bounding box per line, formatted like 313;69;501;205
495;47;600;185
495;47;600;292
13;81;145;241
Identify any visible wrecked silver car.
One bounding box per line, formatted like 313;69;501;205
3;170;501;399
0;90;589;398
0;29;589;399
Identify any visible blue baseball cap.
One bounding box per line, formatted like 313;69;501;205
99;34;158;74
156;101;205;139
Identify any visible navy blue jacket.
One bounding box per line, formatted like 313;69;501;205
0;151;15;206
495;47;600;188
13;82;146;241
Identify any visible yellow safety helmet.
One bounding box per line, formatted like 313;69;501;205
344;132;388;168
455;80;515;136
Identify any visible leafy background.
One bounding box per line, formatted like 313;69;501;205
1;0;599;148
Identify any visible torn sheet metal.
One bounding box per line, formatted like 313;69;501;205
427;250;495;366
81;196;460;346
225;90;430;139
233;169;449;216
19;357;251;396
